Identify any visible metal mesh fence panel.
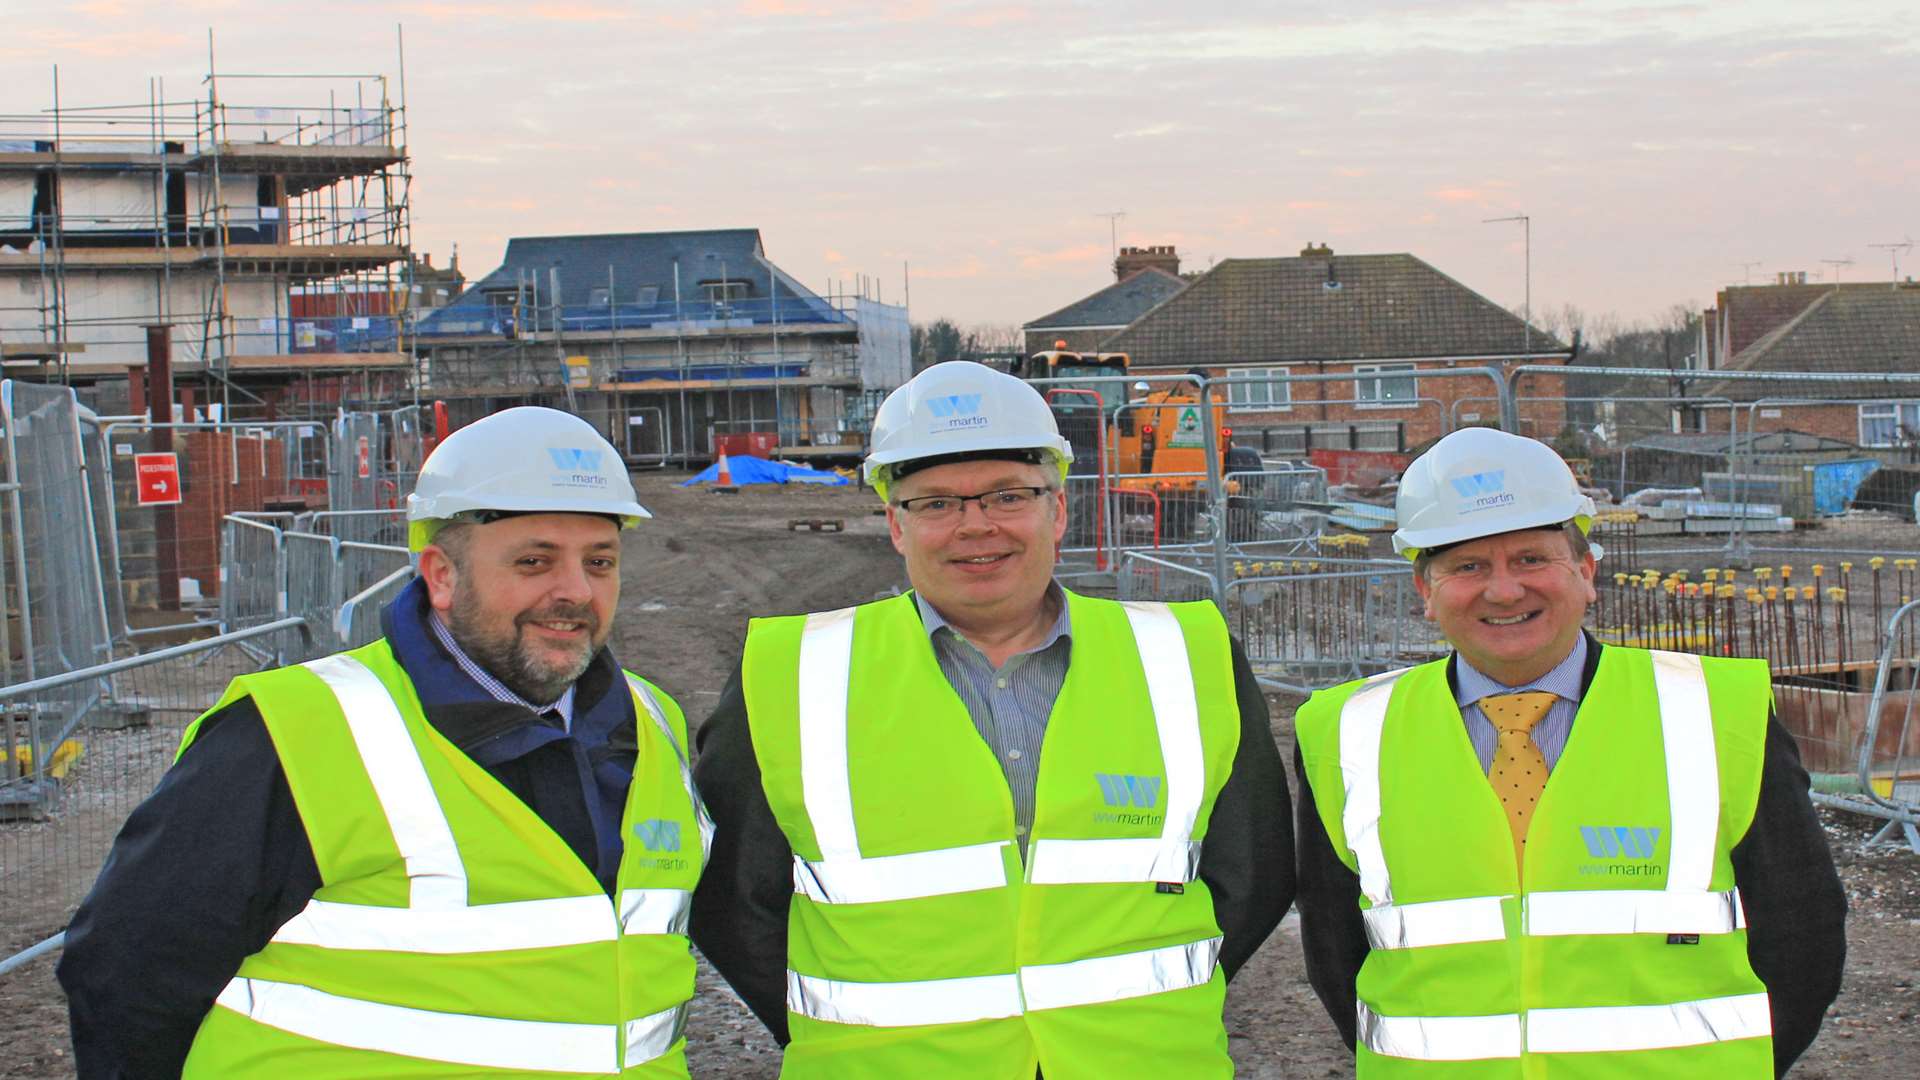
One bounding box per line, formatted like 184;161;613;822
2;619;310;951
1224;558;1426;691
1117;551;1218;604
218;517;286;634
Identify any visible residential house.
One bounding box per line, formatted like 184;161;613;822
415;228;909;461
1694;276;1920;457
1099;244;1570;450
1022;246;1189;355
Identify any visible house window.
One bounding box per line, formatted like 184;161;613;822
635;285;660;305
588;286;612;307
1227;367;1292;411
1355;363;1418;407
1859;402;1920;447
701;280;750;303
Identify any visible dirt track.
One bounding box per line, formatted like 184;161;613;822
2;472;1915;1077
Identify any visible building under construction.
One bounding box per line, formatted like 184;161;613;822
414;228;910;463
0;55;414;420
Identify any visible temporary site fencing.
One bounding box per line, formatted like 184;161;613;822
0;379;426;967
1042;366;1920;852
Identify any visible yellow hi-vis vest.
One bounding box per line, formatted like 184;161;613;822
742;591;1242;1080
1296;646;1774;1078
177;640;711;1078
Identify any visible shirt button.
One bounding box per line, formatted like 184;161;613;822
1015;825;1028;836
1008;748;1023;761
995;677;1008;689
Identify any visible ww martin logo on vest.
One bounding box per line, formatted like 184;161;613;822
1578;825;1665;877
1093;773;1165;827
925;394;990;432
633;818;689;870
1449;469;1516;513
547;447;610;489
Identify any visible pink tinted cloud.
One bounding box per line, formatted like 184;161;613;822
823;249;846;263
1431;187;1483;203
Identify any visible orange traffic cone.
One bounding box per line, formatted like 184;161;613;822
710;449;739;494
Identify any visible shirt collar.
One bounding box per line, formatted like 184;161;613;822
429;611;575;729
915;581;1072;651
1456;633;1588;707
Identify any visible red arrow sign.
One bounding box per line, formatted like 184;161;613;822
133;452;183;506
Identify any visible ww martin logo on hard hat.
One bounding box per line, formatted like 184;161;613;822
547;446;609;489
1449;469;1515;513
925;393;990;432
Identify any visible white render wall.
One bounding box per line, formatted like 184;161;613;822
0;269;284;366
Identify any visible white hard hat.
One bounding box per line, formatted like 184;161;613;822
407;406;650;552
1392;427;1595;561
863;361;1073;499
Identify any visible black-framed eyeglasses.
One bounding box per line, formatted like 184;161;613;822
894;486;1053;522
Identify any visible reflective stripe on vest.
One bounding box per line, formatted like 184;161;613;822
627;673;717;864
1362;888;1747;949
216;977;685;1076
219;654;685;1069
1358;992;1772;1061
786;936;1223;1027
790;602;1209;901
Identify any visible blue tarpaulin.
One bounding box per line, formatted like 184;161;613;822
679;456;849;487
1811;458;1880;516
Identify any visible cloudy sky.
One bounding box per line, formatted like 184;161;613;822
3;0;1915;331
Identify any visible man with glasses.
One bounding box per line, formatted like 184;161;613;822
691;360;1294;1078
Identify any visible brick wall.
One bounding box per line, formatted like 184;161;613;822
1134;360;1568;449
173;432;289;599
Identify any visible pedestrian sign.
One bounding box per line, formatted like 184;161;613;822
133;452;182;506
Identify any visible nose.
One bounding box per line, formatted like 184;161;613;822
548;559;595;605
1482;563;1527;604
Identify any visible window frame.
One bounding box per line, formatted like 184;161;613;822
1858;401;1920;448
1226;366;1294;412
1354;362;1419;410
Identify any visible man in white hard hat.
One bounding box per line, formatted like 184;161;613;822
60;407;710;1077
690;361;1294;1079
1291;426;1845;1078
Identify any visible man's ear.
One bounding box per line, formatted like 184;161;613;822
1412;567;1437;621
418;545;458;614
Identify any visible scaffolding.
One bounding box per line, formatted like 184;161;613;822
0;33;414;420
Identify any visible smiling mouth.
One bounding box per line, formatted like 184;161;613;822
525;617;592;637
953;553;1011;566
1482;612;1538;626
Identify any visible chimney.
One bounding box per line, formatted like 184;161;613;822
1114;244;1180;282
1775;270;1808;286
422;252;434;269
1300;241;1333;258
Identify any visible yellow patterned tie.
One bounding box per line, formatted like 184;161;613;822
1481;691;1558;877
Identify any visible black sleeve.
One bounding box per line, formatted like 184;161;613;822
1198;637;1296;982
57;699;321;1079
688;662;795;1045
1731;713;1848;1078
1292;740;1365;1050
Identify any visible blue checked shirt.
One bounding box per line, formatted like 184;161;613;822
916;584;1072;848
428;612;575;730
1455;634;1586;774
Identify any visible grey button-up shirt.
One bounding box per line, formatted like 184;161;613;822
915;584;1072;847
1455;634;1586;774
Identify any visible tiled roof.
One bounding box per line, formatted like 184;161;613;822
1102;252;1563;368
1625;429;1860;456
457;228;770;307
1024;268;1188;331
1701;285;1920;401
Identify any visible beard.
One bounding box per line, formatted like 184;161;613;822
446;589;605;705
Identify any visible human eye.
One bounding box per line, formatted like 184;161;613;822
986;489;1031;509
914;496;958;514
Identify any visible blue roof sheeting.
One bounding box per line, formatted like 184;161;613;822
418;228;847;337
